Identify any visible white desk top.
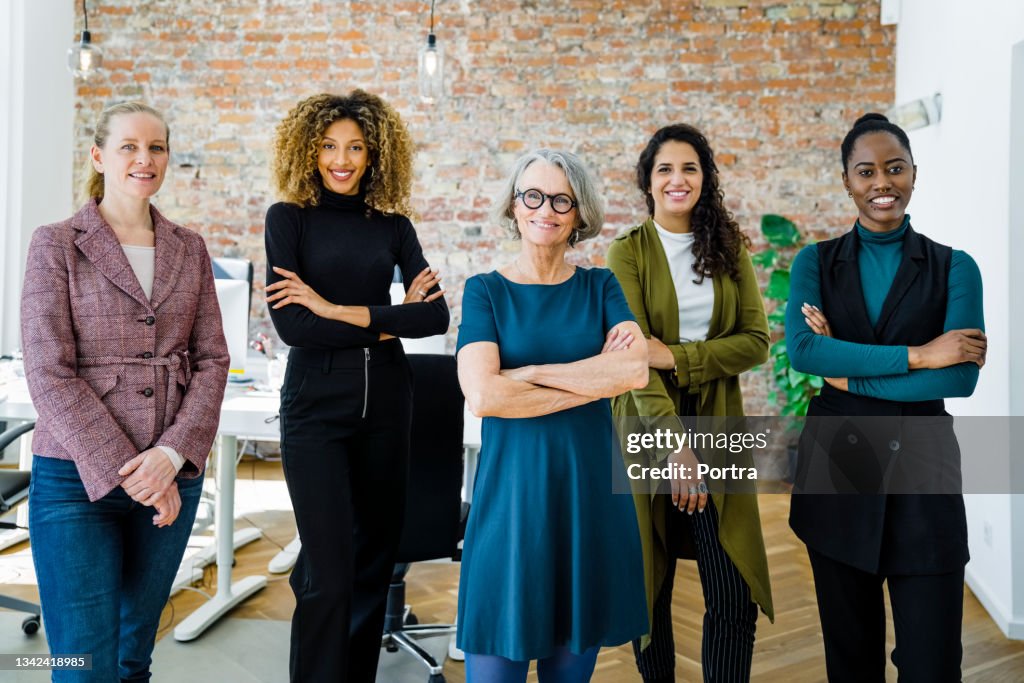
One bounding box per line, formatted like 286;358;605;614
0;378;282;439
0;379;482;448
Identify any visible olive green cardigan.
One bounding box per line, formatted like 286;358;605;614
606;219;775;643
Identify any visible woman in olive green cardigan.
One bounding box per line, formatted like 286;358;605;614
607;124;773;683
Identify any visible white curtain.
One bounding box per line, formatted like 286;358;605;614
0;0;74;354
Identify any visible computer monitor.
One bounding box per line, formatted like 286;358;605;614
214;278;249;379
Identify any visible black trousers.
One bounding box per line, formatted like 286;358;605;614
807;547;964;683
279;342;412;683
633;496;758;683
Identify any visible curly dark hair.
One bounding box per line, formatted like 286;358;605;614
636;123;750;283
271;90;415;216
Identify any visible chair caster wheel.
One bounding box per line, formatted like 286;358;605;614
406;612;419;626
22;615;40;635
385;642;399;653
428;675;446;683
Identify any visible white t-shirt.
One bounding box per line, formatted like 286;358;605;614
121;244;156;300
652;221;714;342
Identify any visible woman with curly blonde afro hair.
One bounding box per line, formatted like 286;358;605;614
270;90;415;215
263;89;449;682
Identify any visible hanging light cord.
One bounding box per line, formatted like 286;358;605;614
83;0;89;32
429;0;436;33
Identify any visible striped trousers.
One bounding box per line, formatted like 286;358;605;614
632;496;758;682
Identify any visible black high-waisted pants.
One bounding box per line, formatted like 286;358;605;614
279;339;412;683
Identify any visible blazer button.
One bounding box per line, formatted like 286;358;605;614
141;387;154;398
888;439;901;452
145;316;156;326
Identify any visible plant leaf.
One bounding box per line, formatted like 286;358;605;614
751;249;777;268
765;269;791;301
762;214;801;247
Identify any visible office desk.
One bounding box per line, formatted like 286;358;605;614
172;387;280;641
0;378;278;642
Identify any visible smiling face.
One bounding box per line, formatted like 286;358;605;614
649;140;703;231
317;118;369;195
90;112;169;201
843;131;917;232
513;161;578;248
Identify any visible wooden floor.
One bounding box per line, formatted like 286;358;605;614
3;459;1023;681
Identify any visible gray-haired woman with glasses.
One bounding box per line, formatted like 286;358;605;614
456;149;650;682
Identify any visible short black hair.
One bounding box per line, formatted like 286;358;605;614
840;112;913;171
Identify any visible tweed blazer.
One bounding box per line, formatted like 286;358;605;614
21;200;229;501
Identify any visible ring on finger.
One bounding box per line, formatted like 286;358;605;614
697;481;709;495
687;486;698;495
418;289;427;297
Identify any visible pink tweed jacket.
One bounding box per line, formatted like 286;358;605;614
21;200;229;501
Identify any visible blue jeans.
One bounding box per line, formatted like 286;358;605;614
29;455;203;682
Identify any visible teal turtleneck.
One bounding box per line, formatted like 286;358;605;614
785;215;984;402
856;215;910;325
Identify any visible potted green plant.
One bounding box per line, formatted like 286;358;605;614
753;214;823;416
752;215;823;482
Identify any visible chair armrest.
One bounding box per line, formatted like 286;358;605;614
0;422;35;452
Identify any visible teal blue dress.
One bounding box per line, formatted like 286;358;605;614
455;267;649;661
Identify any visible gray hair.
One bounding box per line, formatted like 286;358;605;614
491;149;604;247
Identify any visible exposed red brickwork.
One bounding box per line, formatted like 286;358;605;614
73;0;896;413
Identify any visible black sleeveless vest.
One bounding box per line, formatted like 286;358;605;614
815;224;950;417
789;224;969;574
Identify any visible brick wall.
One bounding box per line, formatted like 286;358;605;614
72;0;896;414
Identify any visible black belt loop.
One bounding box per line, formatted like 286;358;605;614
322;351;331;374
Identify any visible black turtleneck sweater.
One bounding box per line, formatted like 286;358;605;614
264;188;449;350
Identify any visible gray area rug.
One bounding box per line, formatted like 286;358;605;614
0;613;454;682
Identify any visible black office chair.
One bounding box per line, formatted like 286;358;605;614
381;354;467;683
0;422;41;635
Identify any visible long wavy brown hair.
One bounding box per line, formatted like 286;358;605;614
271;90;415;216
636;123;750;282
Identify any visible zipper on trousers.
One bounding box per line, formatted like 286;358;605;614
361;347;370;418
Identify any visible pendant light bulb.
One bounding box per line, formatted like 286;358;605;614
67;30;104;80
68;1;103;80
418;33;444;104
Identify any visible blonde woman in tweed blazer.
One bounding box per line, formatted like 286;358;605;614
20;101;228;682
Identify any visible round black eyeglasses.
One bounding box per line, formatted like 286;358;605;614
515;188;577;214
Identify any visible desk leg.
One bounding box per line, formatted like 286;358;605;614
173;435;267;641
0;527;29;552
463;445;479;504
268;534;300;574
